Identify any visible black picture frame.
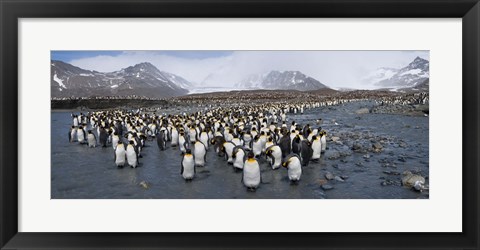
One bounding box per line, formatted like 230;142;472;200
1;0;479;249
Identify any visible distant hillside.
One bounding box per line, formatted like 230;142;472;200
236;70;329;91
362;57;429;88
51;61;191;98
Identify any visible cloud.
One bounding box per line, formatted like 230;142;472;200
67;50;429;89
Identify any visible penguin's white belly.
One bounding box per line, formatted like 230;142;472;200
189;130;196;142
70;130;76;142
112;136;119;149
288;163;302;181
171;132;179;146
271;150;282;169
179;138;186;152
77;130;85;142
233;152;245;169
243;138;251;149
260;138;267;152
126;148;137;167
243;163;260;188
225;145;234;163
321;137;327;151
200;135;209;147
312;141;321;159
182;157;195;179
252;142;262;156
115;148;126;166
87;134;96;147
194;146;206;166
232;138;241;146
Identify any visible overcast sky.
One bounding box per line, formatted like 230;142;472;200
51;50;429;89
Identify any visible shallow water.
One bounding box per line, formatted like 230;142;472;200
51;101;429;199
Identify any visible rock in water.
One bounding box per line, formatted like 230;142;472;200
139;181;150;189
372;142;383;152
318;179;328;185
325;172;334;180
355;108;370;114
331;136;340;142
334;176;345;182
321;184;334;190
401;171;425;188
351;143;362;151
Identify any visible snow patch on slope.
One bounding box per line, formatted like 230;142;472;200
53;74;66;89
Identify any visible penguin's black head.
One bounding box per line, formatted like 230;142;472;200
312;135;317;141
185;149;192;154
247;151;255;159
129;141;134;145
88;130;92;133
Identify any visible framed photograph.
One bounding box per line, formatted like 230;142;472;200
1;0;478;249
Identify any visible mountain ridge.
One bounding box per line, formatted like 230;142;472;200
236;70;329;91
363;57;429;88
51;61;190;98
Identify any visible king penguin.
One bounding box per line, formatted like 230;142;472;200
171;126;179;147
181;149;195;181
114;141;126;167
300;140;313;167
126;140;139;168
242;151;261;191
283;154;302;183
111;132;120;150
193;141;207;167
87;130;97;148
232;146;246;171
69;126;76;142
99;127;108;148
222;141;236;164
265;145;282;170
320;131;327;152
251;135;263;158
311;135;322;161
77;126;86;144
157;130;167;151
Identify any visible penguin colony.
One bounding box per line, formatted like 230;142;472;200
67;104;330;191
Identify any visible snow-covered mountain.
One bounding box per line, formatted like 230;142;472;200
236;70;328;91
51;61;190;98
362;57;429;88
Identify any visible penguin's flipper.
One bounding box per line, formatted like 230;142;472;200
272;157;275;167
180;163;184;175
